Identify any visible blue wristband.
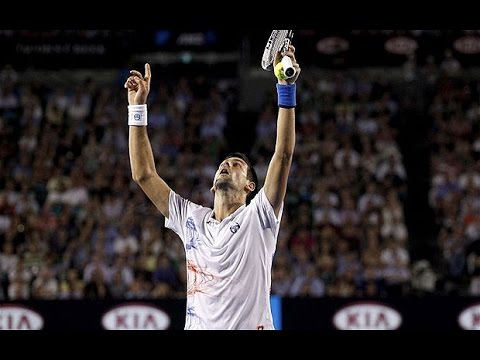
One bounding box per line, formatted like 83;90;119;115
276;83;296;109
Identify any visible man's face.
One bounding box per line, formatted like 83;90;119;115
212;157;250;192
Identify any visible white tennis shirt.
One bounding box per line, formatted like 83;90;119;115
165;188;282;330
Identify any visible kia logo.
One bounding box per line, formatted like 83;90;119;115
0;304;44;330
458;303;480;330
384;36;418;55
102;303;170;330
454;36;480;54
333;302;402;330
316;37;349;55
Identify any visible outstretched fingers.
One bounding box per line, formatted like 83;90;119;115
144;63;151;84
127;64;151;91
130;64;151;82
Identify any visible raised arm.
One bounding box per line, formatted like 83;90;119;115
125;63;172;218
263;46;301;217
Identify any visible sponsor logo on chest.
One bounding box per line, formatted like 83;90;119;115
230;222;240;233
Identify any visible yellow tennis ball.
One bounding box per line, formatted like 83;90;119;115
274;62;287;81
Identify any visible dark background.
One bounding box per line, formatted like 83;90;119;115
2;30;480;70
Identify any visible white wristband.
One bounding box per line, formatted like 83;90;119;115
128;104;148;126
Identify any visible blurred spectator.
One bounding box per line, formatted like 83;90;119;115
411;260;437;295
440;49;461;78
84;268;111;300
289;266;325;297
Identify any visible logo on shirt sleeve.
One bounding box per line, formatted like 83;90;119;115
186;217;201;250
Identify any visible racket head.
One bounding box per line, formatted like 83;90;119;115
261;30;294;71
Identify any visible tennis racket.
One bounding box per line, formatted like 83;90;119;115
261;30;295;79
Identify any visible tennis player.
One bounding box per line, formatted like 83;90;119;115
125;45;301;329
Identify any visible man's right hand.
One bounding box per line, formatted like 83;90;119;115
124;63;151;105
274;45;300;85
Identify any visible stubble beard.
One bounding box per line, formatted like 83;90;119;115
215;178;234;193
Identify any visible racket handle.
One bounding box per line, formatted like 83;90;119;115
281;56;296;79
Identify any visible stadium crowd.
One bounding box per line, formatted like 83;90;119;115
0;53;476;300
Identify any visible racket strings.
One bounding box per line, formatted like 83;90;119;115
261;30;293;71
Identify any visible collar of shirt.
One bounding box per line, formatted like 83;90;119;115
206;204;246;225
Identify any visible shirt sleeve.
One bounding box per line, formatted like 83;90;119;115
165;191;202;244
250;188;283;236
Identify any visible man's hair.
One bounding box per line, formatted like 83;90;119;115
223;152;258;205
